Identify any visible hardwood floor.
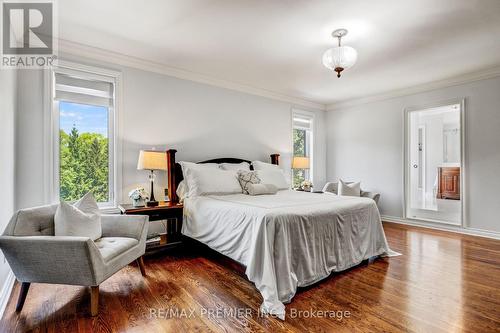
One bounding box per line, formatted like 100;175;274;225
1;222;499;332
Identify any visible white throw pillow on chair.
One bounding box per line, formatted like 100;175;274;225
54;192;102;241
338;179;361;197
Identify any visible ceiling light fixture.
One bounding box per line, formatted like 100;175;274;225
322;29;358;78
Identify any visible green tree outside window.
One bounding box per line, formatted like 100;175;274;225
293;128;307;188
60;127;109;202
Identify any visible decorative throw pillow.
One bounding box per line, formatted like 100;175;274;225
256;169;289;190
338;179;361;197
54;192;102;241
237;170;261;194
247;183;278;196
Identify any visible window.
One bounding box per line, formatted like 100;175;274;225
292;111;314;188
49;63;120;208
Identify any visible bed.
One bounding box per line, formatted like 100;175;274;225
165;150;397;319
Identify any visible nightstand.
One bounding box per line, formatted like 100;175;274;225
118;201;183;252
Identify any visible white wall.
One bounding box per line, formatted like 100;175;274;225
15;56;326;208
16;70;46;209
0;69;17;312
326;76;500;234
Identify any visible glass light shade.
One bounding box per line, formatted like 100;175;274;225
322;46;358;71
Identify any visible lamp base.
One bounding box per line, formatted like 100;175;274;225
146;200;159;207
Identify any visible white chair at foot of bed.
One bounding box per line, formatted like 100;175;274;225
322;182;380;205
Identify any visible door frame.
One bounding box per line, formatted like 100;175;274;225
417;124;426;203
403;98;466;227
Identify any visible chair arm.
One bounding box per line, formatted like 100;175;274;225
100;214;148;242
0;236;104;286
361;191;380;205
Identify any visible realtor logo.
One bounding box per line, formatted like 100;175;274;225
1;0;57;68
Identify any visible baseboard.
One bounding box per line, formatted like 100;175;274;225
381;215;500;240
0;270;15;320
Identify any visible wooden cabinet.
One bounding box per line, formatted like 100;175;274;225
119;201;183;252
437;167;460;200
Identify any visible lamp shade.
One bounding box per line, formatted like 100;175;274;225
292;156;310;169
137;150;168;171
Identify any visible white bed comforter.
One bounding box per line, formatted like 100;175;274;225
182;190;396;319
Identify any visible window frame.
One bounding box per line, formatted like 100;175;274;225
44;60;122;210
291;109;314;186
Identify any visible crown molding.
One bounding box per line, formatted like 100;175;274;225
326;65;500;111
57;39;326;111
57;39;500;112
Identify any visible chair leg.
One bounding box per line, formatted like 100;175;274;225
15;282;30;312
90;286;99;316
137;256;146;277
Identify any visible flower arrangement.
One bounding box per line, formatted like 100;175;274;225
128;187;149;207
301;180;313;192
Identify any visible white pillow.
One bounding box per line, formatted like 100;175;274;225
176;180;188;202
185;168;242;197
252;161;279;171
220;162;251;171
256;169;289;190
180;161;219;173
247;183;278;196
180;162;221;195
54;192;102;241
338;179;361;197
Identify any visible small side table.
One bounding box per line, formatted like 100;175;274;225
118;201;183;252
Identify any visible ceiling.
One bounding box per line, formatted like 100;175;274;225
58;0;500;107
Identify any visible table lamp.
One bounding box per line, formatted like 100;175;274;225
292;156;310;170
137;150;167;207
292;156;311;190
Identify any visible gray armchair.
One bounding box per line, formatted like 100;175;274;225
0;204;148;316
322;182;380;205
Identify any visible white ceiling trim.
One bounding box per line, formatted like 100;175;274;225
326;65;500;111
58;39;326;111
57;39;500;113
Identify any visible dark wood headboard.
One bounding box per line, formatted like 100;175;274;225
166;149;280;203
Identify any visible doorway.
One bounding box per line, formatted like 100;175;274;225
404;100;464;225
